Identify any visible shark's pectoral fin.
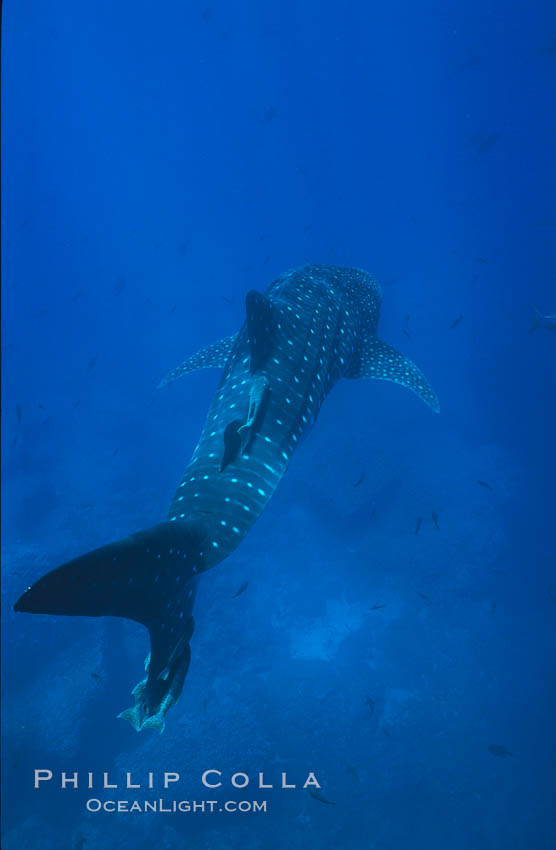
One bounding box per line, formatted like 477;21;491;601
347;337;440;412
246;290;275;373
158;335;237;388
14;521;203;732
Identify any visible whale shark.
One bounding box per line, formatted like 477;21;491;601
14;264;439;731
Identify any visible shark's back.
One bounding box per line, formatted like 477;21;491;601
169;265;381;566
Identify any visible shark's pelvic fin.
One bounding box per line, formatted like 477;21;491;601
14;521;204;730
245;290;274;373
347;337;440;412
158;335;236;388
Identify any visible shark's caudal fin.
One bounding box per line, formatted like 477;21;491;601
158;335;237;388
14;521;205;732
347;337;440;412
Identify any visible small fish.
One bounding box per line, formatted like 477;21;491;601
346;763;360;783
303;223;313;233
477;257;488;263
87;355;98;371
432;511;439;530
262;106;276;124
90;672;102;680
169;304;177;314
369;604;386;611
353;471;365;488
417;592;430;600
221;296;234;305
490;600;496;616
369;501;377;519
72;830;87;850
547;585;556;606
488;744;512;758
319;689;335;705
477;480;493;491
414;517;422;535
307;788;336;806
402;329;411;338
113;277;126;296
365;696;376;715
16;404;22;424
538;40;556;58
476;132;502;157
231;581;248;599
404;312;410;329
450;314;463;329
529;307;556;333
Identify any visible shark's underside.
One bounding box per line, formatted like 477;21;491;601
14;264;439;731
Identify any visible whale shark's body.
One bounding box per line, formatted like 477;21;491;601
15;264;439;731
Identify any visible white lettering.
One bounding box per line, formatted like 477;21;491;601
61;772;78;789
126;773;140;789
164;772;179;788
303;772;321;789
202;769;222;788
231;772;249;788
103;773;117;789
34;770;52;788
282;772;296;789
258;772;272;788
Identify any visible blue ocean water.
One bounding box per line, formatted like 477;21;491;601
1;1;555;848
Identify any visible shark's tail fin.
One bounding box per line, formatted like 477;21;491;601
529;307;542;333
14;520;205;732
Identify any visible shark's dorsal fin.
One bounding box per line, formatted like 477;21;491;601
245;290;274;373
158;335;236;388
347;337;440;412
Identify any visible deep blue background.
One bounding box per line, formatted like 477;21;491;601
2;2;555;848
